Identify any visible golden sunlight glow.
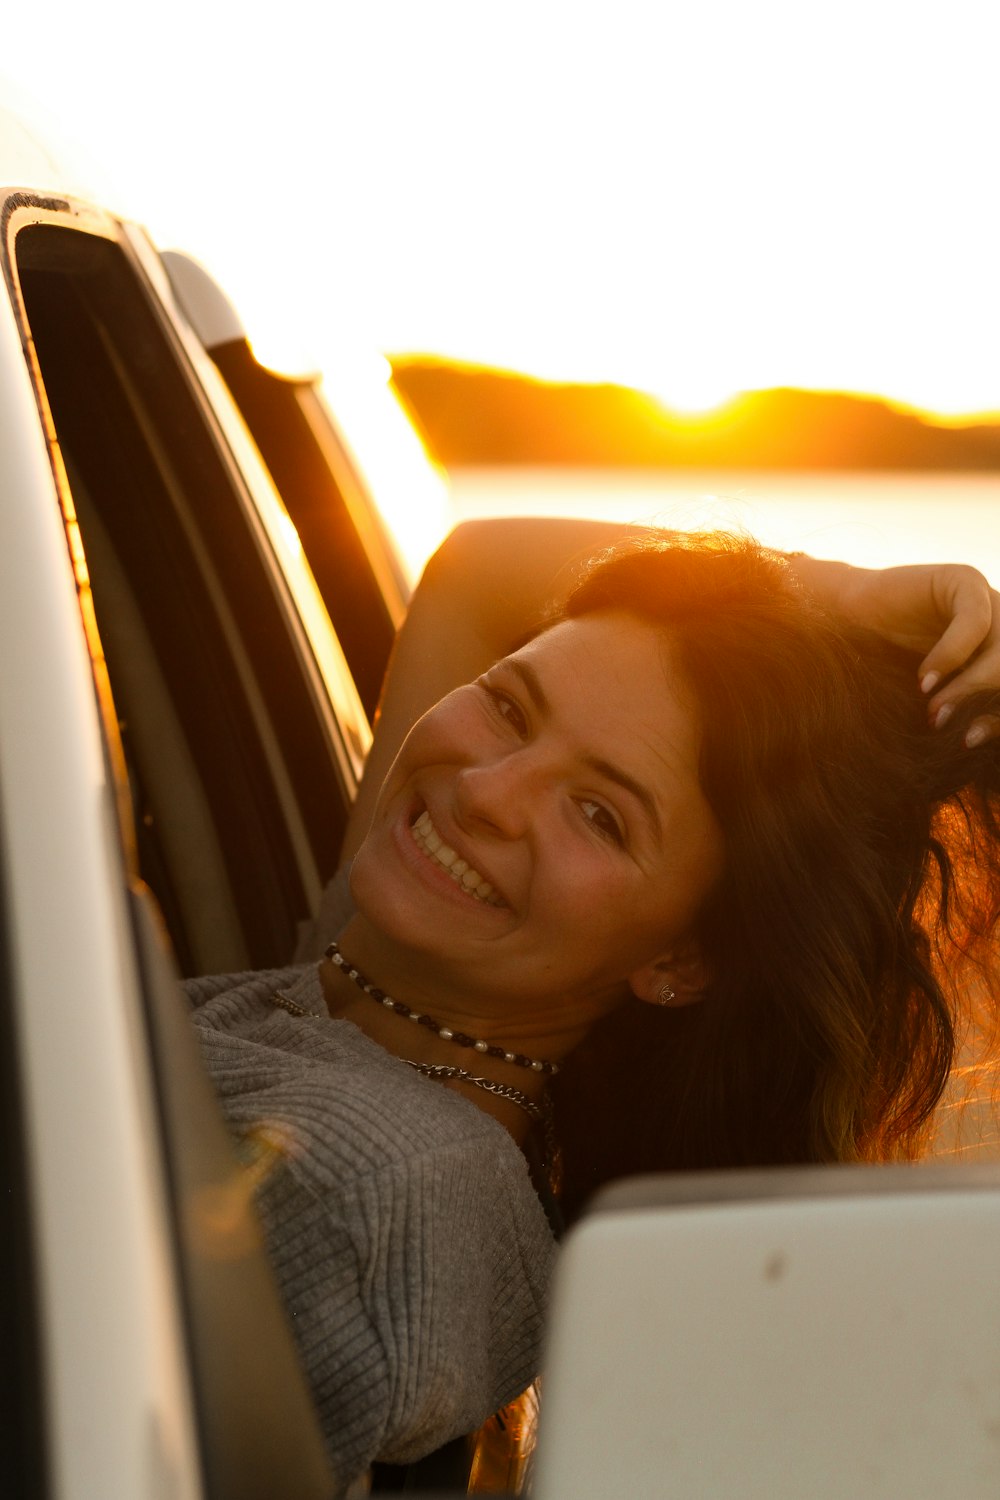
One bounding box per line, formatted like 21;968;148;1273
654;392;748;430
651;380;748;420
653;390;746;420
655;391;745;419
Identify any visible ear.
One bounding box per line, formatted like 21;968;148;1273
628;943;711;1010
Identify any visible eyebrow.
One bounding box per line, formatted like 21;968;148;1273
508;659;664;840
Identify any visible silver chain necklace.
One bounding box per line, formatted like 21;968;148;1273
400;1061;546;1122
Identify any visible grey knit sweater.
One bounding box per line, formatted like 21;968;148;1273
187;962;556;1490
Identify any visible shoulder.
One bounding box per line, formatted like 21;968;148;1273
187;962;543;1192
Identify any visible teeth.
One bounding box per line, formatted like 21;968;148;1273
411;810;505;906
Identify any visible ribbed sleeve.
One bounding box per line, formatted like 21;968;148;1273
187;965;556;1490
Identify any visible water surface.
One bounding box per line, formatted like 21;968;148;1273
449;468;1000;578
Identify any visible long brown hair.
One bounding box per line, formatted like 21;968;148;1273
551;534;1000;1220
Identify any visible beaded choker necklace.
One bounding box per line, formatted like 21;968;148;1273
323;941;559;1076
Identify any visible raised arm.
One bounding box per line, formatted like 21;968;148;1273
340;518;1000;861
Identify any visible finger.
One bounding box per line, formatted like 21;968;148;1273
964;714;1000;749
918;580;995;688
927;647;1000;725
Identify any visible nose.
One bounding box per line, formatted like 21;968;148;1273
453;750;539;840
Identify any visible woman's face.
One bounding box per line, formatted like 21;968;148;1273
349;610;724;1024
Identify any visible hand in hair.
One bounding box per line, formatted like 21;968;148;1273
792;559;1000;746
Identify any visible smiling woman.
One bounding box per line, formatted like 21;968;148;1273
189;520;1000;1492
346;610;724;1094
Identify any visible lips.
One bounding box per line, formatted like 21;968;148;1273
410;810;508;907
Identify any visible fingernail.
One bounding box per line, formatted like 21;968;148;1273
921;671;941;695
935;703;954;729
965;724;987;749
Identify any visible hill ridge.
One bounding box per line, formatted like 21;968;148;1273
390;358;1000;470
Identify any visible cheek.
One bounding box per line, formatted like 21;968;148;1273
569;842;720;961
399;691;489;767
530;843;637;933
376;699;477;806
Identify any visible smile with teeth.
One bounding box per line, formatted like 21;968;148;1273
411;810;506;907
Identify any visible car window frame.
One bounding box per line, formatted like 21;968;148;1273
3;197;371;972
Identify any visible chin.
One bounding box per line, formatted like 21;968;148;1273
347;837;435;950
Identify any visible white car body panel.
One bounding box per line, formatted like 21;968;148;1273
0;235;202;1496
536;1168;1000;1498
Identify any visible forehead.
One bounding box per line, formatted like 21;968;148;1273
510;611;702;782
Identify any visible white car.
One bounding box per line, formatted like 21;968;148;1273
4;102;999;1500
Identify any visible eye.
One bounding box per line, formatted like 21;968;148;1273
579;798;625;846
480;682;529;737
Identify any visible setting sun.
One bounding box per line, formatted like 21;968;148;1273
650;383;747;420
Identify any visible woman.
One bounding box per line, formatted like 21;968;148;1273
190;521;1000;1492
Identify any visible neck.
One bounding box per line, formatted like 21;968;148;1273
328;915;611;1071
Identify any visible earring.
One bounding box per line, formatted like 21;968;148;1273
656;982;676;1007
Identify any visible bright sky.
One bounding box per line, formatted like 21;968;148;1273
4;1;1000;418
